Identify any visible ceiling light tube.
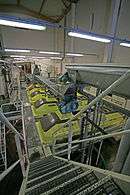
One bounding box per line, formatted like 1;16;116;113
68;32;111;43
120;42;130;47
39;51;60;55
66;53;84;57
31;56;46;59
0;19;46;30
10;55;26;58
50;57;62;59
5;49;30;53
13;58;26;60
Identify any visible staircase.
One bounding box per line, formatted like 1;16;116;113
21;155;125;195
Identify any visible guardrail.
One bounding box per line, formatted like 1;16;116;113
52;70;130;160
0;77;29;180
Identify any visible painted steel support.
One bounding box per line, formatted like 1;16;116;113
52;70;130;162
61;15;67;74
15;134;26;177
21;102;29;164
113;117;130;175
0;160;20;182
0;27;4;57
70;2;76;64
54;70;130;136
35;75;64;98
103;0;123;62
55;129;130;149
122;149;130;176
0;110;23;140
68;122;72;161
70;2;76;53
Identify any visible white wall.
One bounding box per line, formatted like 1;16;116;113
1;0;130;71
65;0;111;63
65;0;130;64
1;26;62;52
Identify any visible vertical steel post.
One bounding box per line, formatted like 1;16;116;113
15;134;26;177
0;110;23;140
21;102;29;164
103;0;123;62
113;117;130;174
68;122;72;161
52;139;56;156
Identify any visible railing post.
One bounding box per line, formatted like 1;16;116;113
15;134;26;177
21;102;29;164
68;122;72;161
0;110;23;140
52;139;56;156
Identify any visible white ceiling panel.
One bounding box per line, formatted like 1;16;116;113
41;0;64;16
21;0;43;12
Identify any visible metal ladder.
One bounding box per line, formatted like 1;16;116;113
0;121;7;173
21;155;125;195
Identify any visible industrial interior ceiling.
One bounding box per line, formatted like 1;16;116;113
0;0;76;23
1;0;130;195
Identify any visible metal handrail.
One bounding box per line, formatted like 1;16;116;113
35;75;64;98
0;110;23;140
0;160;20;182
53;128;130;148
52;70;130;138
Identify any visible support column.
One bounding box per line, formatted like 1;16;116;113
70;3;76;64
103;0;123;63
0;27;4;57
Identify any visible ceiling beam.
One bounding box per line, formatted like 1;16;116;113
0;4;57;23
61;0;69;8
39;0;47;14
57;0;80;23
17;0;21;6
56;4;71;22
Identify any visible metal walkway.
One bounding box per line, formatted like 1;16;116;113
20;81;43;159
19;155;127;195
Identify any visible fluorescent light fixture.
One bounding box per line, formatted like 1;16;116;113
68;32;111;43
31;56;47;59
14;58;26;60
120;42;130;47
66;53;84;57
11;55;48;59
0;19;46;30
5;48;30;53
14;61;26;63
39;51;60;55
10;55;26;58
50;57;62;60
